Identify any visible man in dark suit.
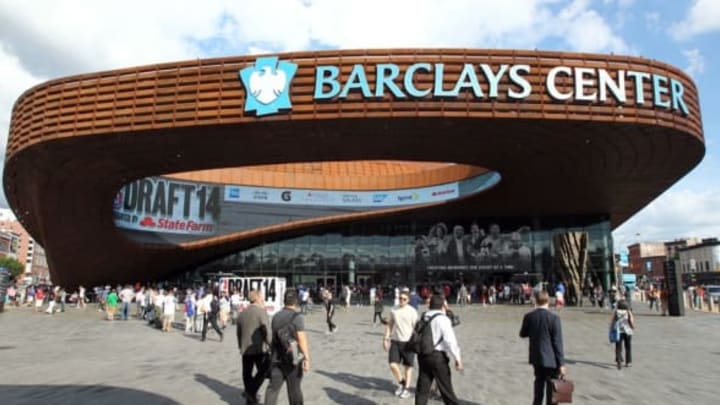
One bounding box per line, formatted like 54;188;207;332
519;290;567;405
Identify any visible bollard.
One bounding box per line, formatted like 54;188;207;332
709;298;714;313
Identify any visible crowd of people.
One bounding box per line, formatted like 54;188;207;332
9;275;712;404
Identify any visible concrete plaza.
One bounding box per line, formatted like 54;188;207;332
0;302;718;404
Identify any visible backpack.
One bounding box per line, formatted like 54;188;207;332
274;312;303;365
409;312;444;355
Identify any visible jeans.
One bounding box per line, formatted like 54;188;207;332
122;302;130;320
264;362;304;405
416;351;459;405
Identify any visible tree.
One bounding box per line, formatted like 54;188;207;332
0;256;25;279
553;232;589;306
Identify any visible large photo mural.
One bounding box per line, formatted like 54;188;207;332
415;222;532;273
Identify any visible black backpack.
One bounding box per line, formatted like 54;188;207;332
409;312;444;355
274;312;302;365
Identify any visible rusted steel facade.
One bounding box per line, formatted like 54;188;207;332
3;49;704;286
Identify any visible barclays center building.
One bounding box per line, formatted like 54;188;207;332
4;49;704;289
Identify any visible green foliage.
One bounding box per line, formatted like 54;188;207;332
0;256;25;279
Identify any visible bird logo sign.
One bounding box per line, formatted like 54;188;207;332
239;56;298;116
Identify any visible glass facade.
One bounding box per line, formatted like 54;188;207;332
193;215;614;291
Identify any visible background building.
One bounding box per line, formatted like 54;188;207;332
678;239;720;272
0;208;49;283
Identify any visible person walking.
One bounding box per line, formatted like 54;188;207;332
77;285;86;309
119;285;134;321
519;290;567;405
323;290;337;334
611;300;635;369
236;289;271;404
201;291;223;342
135;287;145;317
373;295;384;327
383;290;418;399
299;287;309;315
264;289;311;405
162;290;177;332
184;290;196;334
343;284;352;310
33;287;44;312
415;294;463;405
106;288;119;321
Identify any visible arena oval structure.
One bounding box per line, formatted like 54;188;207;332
4;49;704;288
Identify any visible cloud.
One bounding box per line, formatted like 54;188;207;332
645;11;661;33
670;0;720;39
682;48;705;78
0;44;46;207
613;190;720;251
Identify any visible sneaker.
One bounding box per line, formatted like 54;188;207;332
399;389;411;399
394;383;405;396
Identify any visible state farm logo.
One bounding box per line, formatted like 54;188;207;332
431;189;454;196
281;191;292;202
139;216;157;227
139;216;214;233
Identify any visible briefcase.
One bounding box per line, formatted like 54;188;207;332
551;377;574;403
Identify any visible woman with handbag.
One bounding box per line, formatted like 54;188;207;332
611;300;635;369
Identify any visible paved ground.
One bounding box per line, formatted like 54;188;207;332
1;302;719;405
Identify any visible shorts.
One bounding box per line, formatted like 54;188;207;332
389;340;415;367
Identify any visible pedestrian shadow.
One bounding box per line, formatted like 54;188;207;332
182;332;203;341
0;346;16;350
194;373;241;405
323;387;376;404
0;384;182;404
583;310;610;315
315;370;395;392
565;358;615;370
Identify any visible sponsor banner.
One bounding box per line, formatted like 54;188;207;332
218;276;286;315
114;177;221;235
223;182;463;207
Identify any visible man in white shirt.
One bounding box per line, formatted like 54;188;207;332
154;289;166;323
78;285;86;309
162;291;177;332
383;290;418;399
135;287;145;318
415;294;463;405
119;285;134;321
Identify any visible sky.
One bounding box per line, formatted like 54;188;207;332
0;0;718;252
